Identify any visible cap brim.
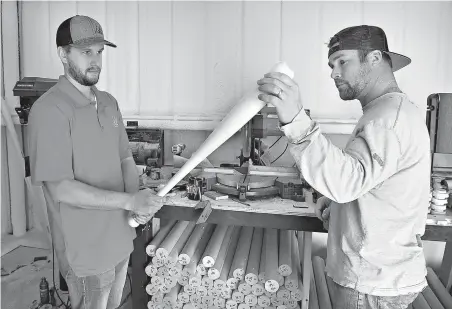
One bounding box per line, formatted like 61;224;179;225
384;51;410;72
71;37;117;48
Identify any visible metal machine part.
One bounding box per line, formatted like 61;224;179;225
13;77;58;124
127;129;164;168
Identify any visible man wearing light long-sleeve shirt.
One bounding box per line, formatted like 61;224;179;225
257;25;430;309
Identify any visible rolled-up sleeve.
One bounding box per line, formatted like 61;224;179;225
281;113;401;203
28;104;74;186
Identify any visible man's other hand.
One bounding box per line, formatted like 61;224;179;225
257;72;303;125
314;196;331;231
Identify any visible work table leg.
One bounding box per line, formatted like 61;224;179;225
301;231;312;309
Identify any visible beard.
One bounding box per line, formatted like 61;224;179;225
67;58;101;86
336;64;371;101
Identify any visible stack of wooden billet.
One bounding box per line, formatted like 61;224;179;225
144;221;306;309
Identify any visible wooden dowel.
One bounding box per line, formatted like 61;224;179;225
190;293;201;305
276;287;290;302
202;224;230;268
422;285;445;309
208;225;236;280
146;220;177;256
301;232;312;309
164;284;181;307
214;297;226;308
182;224;216;276
412;293;432;309
151;276;165;287
245;293;258;307
189;274;203;288
167;221;197;264
285;232;301;291
308;260;319;309
156;221;190;260
221;287;233;300
312;256;332;309
264;228;280;293
258;239;266;284
325;274;335;303
152;256;166;267
231;226;254;281
196;286;209;298
226;299;238;309
219;227;242;290
184;284;197;296
178;291;190;304
202;295;215;307
178;275;189;287
179;223;215;265
245;228;264;286
164;275;179;289
145;262;158;277
252;283;265;296
152;292;165;304
238;303;251;309
202;276;214;290
232;291;245;303
278;230;293;277
238;280;253;296
426;267;452;309
257;295;271;307
286;299;298;309
146;283;160;295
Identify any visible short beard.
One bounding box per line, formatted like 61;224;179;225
67;58;100;86
338;64;371;101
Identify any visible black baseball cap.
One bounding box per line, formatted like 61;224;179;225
56;15;116;48
328;25;410;72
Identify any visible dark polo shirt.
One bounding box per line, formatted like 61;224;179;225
28;75;136;276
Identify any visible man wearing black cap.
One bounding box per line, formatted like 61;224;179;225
257;25;430;308
28;15;164;308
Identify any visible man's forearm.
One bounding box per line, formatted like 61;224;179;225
45;179;132;211
122;156;139;194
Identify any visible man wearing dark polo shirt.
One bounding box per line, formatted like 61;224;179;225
28;15;164;309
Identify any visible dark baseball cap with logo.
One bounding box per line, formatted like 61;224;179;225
328;25;410;72
56;15;116;48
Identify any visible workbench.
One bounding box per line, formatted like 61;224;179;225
131;192;452;309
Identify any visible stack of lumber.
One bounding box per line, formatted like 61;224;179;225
145;221;305;309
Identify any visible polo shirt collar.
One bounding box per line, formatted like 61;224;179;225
57;75;100;107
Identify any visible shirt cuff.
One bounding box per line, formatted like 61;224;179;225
279;109;314;144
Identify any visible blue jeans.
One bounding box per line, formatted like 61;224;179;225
65;257;129;309
330;279;419;309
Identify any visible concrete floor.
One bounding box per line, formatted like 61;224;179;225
1;245;132;309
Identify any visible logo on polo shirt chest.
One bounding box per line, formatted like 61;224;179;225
112;116;119;127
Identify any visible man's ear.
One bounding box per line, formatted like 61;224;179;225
367;50;383;67
57;47;69;64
